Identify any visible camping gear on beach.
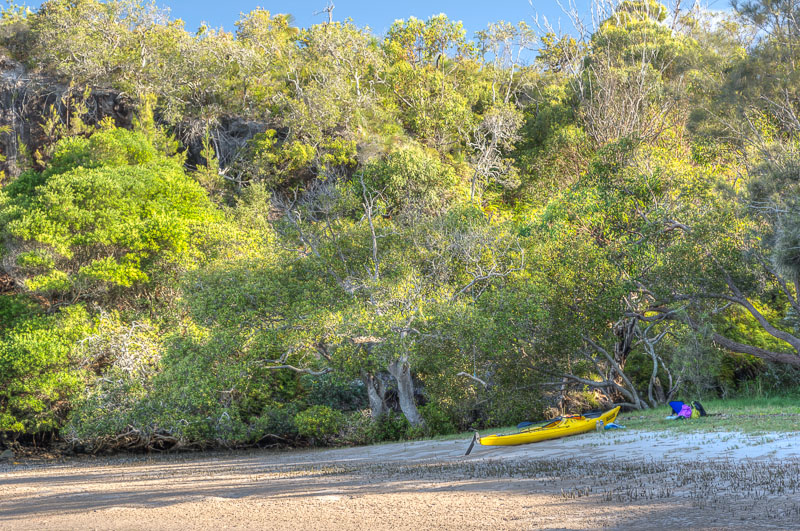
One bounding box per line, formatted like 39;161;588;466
465;406;621;455
692;400;707;417
667;400;708;420
669;401;685;415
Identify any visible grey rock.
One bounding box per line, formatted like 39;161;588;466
0;449;15;461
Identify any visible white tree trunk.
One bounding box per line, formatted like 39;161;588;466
387;357;424;427
361;371;387;419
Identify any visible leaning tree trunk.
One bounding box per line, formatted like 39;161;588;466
613;318;635;372
361;371;388;419
577;334;650;410
558;377;569;415
387;356;425;427
613;318;647;408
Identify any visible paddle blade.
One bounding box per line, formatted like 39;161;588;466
464;432;478;456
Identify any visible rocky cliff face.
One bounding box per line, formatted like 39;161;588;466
0;55;135;181
175;114;267;171
0;56;269;183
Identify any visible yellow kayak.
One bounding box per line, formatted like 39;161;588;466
476;406;621;447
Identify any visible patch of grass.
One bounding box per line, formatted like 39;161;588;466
618;397;800;434
424;397;800;444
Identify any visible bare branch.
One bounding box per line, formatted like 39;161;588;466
264;364;333;376
710;333;800;368
456;372;488;388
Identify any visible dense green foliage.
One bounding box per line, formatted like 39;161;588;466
0;306;92;435
2;0;800;451
1;127;218;306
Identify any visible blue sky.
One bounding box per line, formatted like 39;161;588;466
19;0;596;36
19;0;732;37
171;0;593;36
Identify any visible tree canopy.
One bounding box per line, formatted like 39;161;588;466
2;0;800;451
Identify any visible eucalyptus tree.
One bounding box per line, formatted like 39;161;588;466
638;0;800;370
282;21;385;145
511;130;729;409
246;150;525;426
467;103;523;201
383;14;483;151
476;21;537;106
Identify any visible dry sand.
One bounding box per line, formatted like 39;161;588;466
2;429;800;530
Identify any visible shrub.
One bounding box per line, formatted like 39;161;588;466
338;409;374;446
0;306;93;436
0;127;219;306
419;403;456;436
294;405;345;444
0;294;40;333
249;404;300;442
64;366;149;445
303;374;368;412
361;145;457;214
366;411;410;442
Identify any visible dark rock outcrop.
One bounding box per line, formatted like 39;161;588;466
1;55;135;180
1;56;271;181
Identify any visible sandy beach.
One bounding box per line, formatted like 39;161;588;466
2;429;800;530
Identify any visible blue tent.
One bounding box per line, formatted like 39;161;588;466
669;401;685;415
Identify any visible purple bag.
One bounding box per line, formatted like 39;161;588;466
678;404;692;418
